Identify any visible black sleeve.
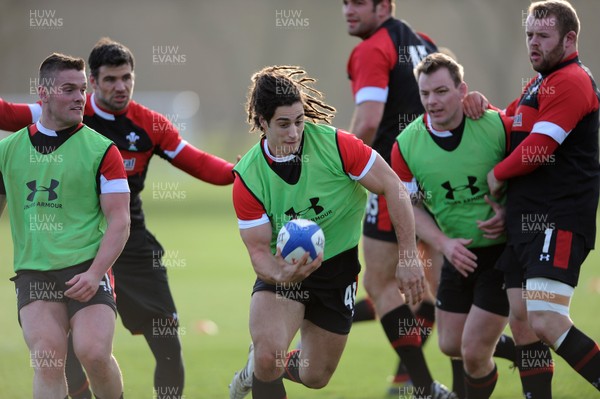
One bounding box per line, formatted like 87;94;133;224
0;172;5;195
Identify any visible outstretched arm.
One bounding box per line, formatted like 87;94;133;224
0;98;40;131
171;143;235;185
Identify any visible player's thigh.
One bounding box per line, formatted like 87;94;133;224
436;308;467;357
299;319;348;385
70;304;116;358
462;305;507;357
249;290;305;350
362;236;398;283
20;300;70;354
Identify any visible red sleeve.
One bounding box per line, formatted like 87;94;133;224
171;144;235;185
347;31;396;98
390;141;414;182
503;97;520;117
337;130;373;177
0;98;34;131
493;133;559;180
100;145;127;180
98;144;129;194
232;173;265;221
533;70;598;138
149;109;234;185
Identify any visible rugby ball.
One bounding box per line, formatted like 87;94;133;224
276;219;325;263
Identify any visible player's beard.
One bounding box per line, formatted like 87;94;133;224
532;40;565;74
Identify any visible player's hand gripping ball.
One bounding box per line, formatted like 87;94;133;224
277;219;325;264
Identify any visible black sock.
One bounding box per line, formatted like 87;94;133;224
281;349;302;384
516;341;553;398
555;326;600;390
393;361;410;383
493;334;517;363
414;301;435;344
252;374;286;399
143;319;184;399
381;305;433;395
353;297;376;322
465;364;498;399
66;333;91;399
393;301;435;383
451;358;466;399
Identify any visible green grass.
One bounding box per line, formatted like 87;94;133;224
1;168;599;398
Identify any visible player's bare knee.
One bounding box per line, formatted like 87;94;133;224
302;368;334;389
253;348;283;379
77;345;112;376
527;311;561;345
508;318;536;346
461;341;488;373
438;334;461;357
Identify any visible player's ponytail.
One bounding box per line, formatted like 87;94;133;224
246;65;336;135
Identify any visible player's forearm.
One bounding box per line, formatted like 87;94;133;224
412;204;447;254
89;206;130;279
385;179;419;257
248;249;282;285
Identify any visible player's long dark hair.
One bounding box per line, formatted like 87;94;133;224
246;65;336;135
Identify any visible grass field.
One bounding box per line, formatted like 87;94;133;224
0;165;599;398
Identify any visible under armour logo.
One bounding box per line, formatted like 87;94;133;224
126;132;140;151
26;179;59;202
441;176;479;200
540;253;550;261
285;197;324;219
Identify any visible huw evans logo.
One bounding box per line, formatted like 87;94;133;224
24;179;63;210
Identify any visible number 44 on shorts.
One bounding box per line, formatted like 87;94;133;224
345;282;357;311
